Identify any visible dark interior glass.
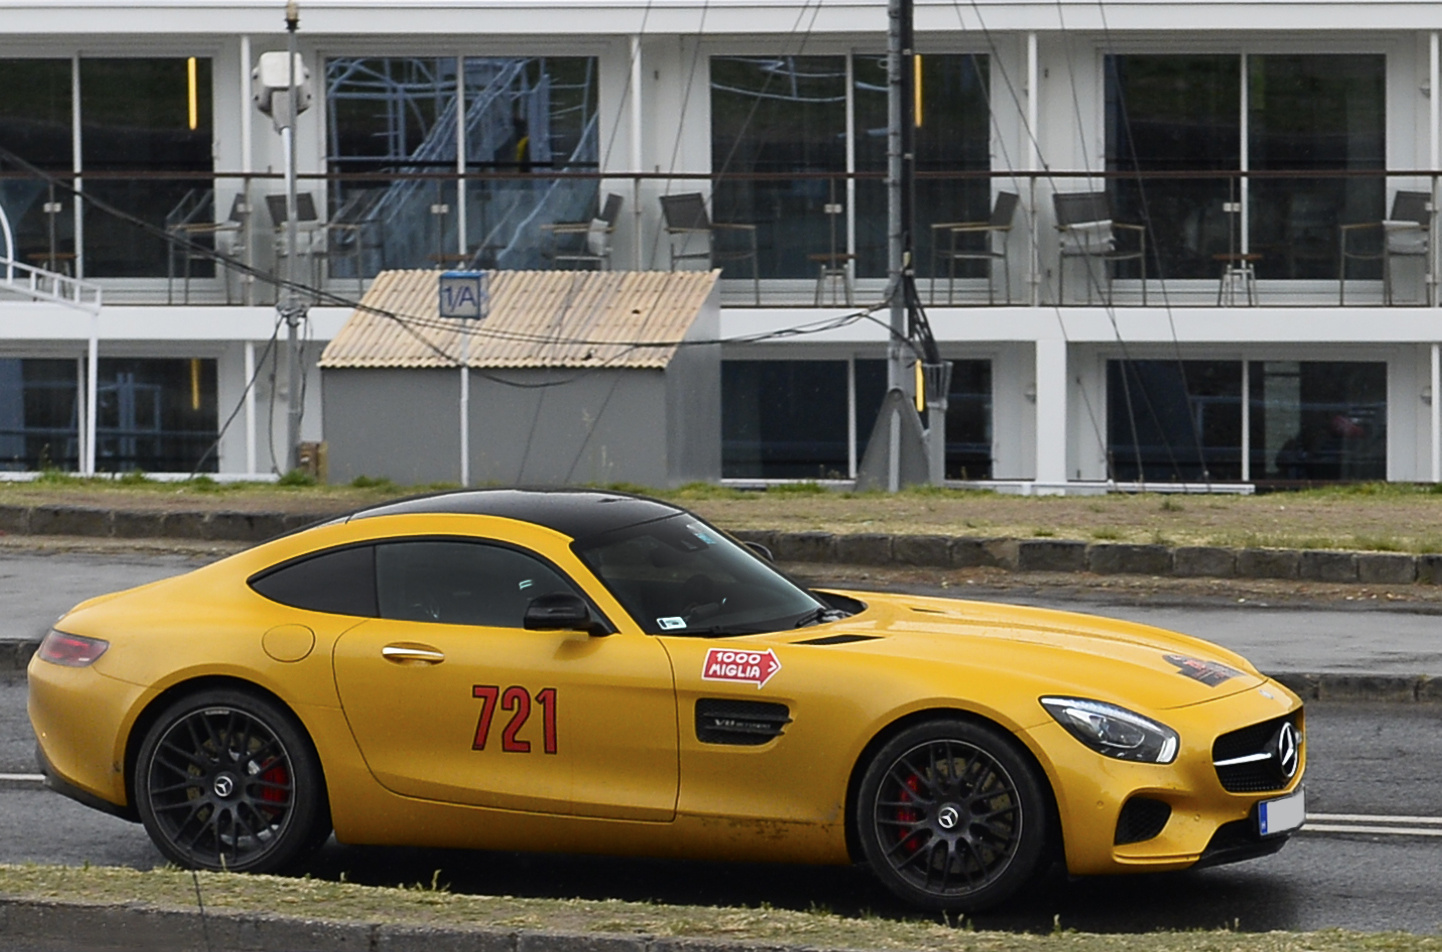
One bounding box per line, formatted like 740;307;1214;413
722;360;850;479
80;58;213;278
1108;359;1243;482
0;60;75;271
1249;361;1386;481
250;545;378;617
375;540;577;628
1248;55;1386;280
1106;55;1240;280
853;53;991;279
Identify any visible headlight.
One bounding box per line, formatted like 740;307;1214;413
1040;697;1178;764
36;629;109;667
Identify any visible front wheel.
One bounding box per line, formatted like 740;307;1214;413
134;688;330;873
856;718;1051;912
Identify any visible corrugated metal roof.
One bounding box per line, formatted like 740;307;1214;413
319;269;718;370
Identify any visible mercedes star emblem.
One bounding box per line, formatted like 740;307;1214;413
937;805;961;830
1272;722;1300;779
213;774;236;798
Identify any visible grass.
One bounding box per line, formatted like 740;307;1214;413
0;864;1439;950
7;477;1442;555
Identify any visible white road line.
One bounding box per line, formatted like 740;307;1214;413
1305;823;1442;837
1308;812;1442;825
0;773;44;783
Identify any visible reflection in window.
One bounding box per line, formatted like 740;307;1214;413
1105;54;1384;283
1108;360;1243;482
711;54;990;281
375;540;575;628
0;357;218;473
0;59;74;271
324;56;598;274
1250;361;1386;482
81;58;213;278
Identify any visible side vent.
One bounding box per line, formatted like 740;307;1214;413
792;633;880;646
695;699;792;746
1114;796;1172;845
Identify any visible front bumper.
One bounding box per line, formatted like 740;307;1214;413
1023;680;1305;876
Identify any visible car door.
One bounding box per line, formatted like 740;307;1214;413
333;537;678;821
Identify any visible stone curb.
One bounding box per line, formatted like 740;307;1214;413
0;896;769;952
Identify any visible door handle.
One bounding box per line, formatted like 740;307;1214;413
381;643;445;665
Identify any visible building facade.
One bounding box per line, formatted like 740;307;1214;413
0;1;1439;489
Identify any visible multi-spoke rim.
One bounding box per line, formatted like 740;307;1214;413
143;705;296;870
871;738;1023;898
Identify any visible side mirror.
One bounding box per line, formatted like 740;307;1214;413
524;592;607;635
743;540;775;563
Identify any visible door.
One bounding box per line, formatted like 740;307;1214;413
332;538;678;821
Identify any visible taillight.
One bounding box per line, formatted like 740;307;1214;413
37;629;109;667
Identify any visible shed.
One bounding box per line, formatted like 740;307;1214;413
319;269;720;487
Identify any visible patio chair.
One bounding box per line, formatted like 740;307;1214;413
544;192;623;270
930;191;1019;305
1339;190;1431;305
660;192;759;304
1053;190;1147;305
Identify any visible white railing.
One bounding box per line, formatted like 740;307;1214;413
0;255;103;314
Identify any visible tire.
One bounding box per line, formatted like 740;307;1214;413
134;688;330;873
855;718;1051;912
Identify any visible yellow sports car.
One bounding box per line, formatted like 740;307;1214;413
28;489;1305;911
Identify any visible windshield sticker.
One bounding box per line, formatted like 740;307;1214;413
657;616;687;630
686;523;717;545
703;648;782;689
1165;654;1244;687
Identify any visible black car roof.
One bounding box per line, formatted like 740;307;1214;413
345;489;688;541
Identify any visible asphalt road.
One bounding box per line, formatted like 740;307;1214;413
2;550;1441;933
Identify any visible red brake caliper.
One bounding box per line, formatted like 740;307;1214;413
258;761;290;812
895;773;923;852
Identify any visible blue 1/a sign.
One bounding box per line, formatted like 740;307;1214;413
438;271;490;320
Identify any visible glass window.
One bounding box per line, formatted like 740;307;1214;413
324;56;598;275
0;357;216;473
0;60;75;271
1104;54;1385;283
854;53;991;279
375;539;578;628
1107;360;1243;482
80;58;213;277
711;56;848;280
573;513;824;636
722;360;850;478
944;359;993;479
1249;361;1386;481
250;545;378;616
1106;55;1240;280
1248;55;1385;280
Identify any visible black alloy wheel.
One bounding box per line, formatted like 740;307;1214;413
135;689;329;873
856;718;1050;912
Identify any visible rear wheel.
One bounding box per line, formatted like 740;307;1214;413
856;718;1050;912
134;688;329;873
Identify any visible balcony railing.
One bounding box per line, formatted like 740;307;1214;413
2;167;1440;309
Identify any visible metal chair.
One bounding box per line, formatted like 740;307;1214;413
1340;190;1431;305
930;191;1019;305
167;190;248;304
544;192;623;270
1053;191;1147;305
267;192;325;294
660;192;759;304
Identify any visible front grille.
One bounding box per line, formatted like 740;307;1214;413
1212;713;1302;793
1114;796;1171;844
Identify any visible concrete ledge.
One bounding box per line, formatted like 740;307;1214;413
1299;550;1357;583
892;534;950;567
834;533;892;566
1357;552;1416;584
1237;548;1302;580
1013;539;1087;572
772;531;836;563
1086;543;1172;576
1173;546;1237;578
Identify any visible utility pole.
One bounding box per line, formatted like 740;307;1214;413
885;0;950;487
281;1;305;473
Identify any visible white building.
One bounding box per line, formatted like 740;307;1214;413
1;0;1439;489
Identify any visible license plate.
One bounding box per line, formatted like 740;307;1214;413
1257;787;1305;837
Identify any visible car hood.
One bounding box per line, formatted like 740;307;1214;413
796;590;1267;713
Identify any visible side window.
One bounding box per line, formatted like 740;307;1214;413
375;540;577;628
248;545;378;617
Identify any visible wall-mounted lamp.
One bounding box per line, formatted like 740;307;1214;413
1423;385;1433;405
1024;382;1038;403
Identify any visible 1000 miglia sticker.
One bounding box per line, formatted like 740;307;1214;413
702;648;782;689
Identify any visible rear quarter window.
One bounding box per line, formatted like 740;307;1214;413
248;544;378;617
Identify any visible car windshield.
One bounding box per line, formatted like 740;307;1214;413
573;514;827;636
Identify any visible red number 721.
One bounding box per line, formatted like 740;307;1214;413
472;684;557;754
